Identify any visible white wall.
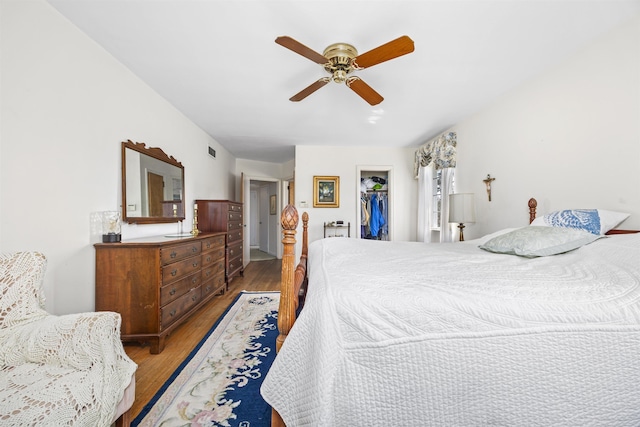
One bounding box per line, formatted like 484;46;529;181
294;145;417;252
1;1;236;314
452;14;640;239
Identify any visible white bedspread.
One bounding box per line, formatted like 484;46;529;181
261;233;640;426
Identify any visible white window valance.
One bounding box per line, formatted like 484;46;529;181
414;131;457;177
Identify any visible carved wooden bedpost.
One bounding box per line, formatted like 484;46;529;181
301;211;309;259
277;205;299;353
272;205;301;427
528;198;537;224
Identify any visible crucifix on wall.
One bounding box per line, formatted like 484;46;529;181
483;174;495;201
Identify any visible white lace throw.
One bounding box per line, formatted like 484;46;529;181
0;251;137;426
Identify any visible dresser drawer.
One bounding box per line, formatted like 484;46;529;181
228;253;243;278
201;235;225;252
227;229;243;243
228;241;243;260
162;255;201;285
227;220;243;232
201;259;225;282
161;286;201;329
201;247;225;267
160;272;201;306
229;203;242;213
202;272;226;298
161;242;201;265
228;211;243;222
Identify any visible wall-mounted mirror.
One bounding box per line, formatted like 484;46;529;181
122;140;185;224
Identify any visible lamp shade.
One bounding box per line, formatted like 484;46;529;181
449;193;476;224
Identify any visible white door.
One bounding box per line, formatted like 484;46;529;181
259;185;269;252
250;190;259;247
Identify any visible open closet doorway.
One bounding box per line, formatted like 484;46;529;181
357;165;394;240
242;176;282;263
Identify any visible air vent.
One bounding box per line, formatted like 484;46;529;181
208;147;216;158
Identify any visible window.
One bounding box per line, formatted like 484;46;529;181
430;169;454;230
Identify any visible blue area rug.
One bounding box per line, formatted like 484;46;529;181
132;291;279;427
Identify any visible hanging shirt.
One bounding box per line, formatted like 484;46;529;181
380;194;388;239
369;193;385;238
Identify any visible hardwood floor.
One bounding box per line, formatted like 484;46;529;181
124;258;282;421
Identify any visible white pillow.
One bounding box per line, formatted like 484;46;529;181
478;226;602;257
530;209;629;235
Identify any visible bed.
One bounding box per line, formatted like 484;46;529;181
261;198;640;426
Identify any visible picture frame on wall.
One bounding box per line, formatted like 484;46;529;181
313;176;340;208
270;194;277;215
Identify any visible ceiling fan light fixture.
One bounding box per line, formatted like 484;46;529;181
323;43;358;83
332;69;348;83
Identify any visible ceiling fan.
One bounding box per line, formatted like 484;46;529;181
275;35;415;106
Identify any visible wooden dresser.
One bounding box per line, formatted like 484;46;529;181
196;200;244;286
95;232;226;354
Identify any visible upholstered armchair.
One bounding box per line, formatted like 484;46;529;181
0;251;137;426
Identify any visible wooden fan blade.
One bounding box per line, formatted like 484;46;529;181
276;36;328;65
352;35;414;69
346;77;384;106
290;78;330;102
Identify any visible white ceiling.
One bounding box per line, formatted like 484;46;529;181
47;0;640;163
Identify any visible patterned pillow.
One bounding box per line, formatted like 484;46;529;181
478;226;602;257
530;209;629;235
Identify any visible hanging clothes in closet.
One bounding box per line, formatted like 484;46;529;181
360;192;388;240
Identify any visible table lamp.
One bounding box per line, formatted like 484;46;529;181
449;193;476;241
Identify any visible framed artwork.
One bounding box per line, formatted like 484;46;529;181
270;194;277;215
313;176;340;208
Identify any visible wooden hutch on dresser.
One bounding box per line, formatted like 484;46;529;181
196;200;244;286
95;232;226;354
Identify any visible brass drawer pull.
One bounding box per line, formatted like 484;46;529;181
170;309;176;317
171;269;178;277
191;295;197;302
206;256;212;262
192;277;198;284
192;262;199;267
191;247;198;252
170;288;176;296
170;251;177;259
